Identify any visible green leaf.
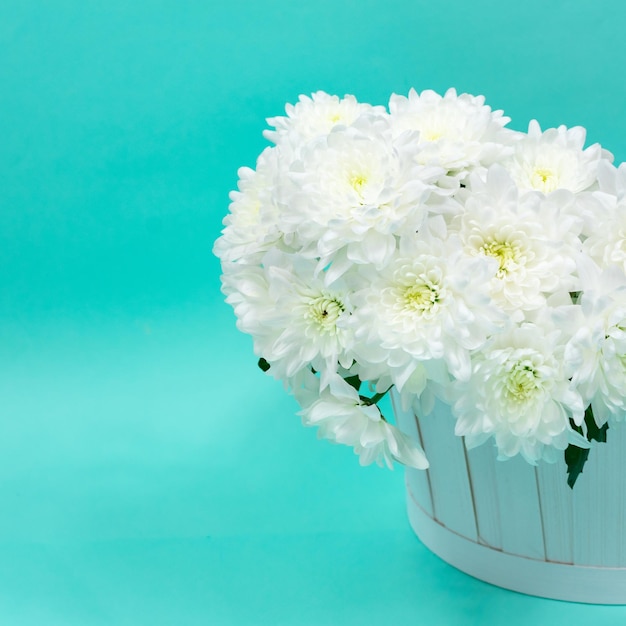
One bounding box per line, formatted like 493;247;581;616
344;374;362;392
564;405;609;489
369;385;392;405
258;358;271;372
565;445;591;489
585;405;609;443
358;384;393;410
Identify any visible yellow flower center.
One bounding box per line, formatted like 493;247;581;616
530;167;558;193
505;361;540;403
307;295;344;331
403;281;441;314
349;172;368;196
480;239;520;278
422;129;443;142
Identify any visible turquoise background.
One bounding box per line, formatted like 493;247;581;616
2;1;626;623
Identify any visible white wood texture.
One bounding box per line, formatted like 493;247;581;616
412;397;477;541
464;443;502;550
393;392;626;600
493;454;545;559
572;422;626;567
406;486;626;605
391;392;434;518
535;461;573;564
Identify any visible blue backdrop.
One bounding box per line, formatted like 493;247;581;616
1;1;626;623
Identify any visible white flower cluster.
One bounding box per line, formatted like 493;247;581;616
215;88;623;469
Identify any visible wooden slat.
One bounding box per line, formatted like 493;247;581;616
573;423;626;566
394;392;626;569
417;399;478;541
572;441;602;566
391;390;434;518
407;491;626;605
390;389;419;442
535;461;573;564
614;423;626;566
494;455;546;560
465;441;502;550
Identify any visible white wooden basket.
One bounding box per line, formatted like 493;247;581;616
392;391;626;604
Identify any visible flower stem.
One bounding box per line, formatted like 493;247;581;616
360;385;393;406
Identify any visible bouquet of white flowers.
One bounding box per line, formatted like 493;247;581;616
214;88;625;488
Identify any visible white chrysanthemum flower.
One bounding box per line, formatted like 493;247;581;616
505;120;612;194
220;262;280;351
264;91;386;145
350;231;505;388
276;118;445;272
454;322;585;464
583;163;626;270
596;159;626;200
293;371;429;469
213;147;283;264
222;253;353;386
453;166;581;318
583;193;626;273
388;88;516;177
215;88;624;472
560;259;626;424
